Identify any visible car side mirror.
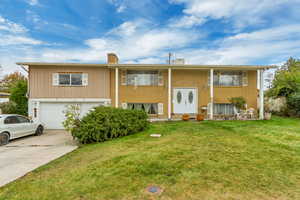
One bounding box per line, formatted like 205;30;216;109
30;120;34;123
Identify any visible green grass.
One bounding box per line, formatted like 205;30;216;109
0;116;300;200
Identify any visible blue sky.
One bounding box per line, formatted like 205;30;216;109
1;0;300;74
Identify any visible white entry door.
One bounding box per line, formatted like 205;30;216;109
173;88;197;114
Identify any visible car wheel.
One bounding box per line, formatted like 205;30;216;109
35;125;44;136
0;132;9;146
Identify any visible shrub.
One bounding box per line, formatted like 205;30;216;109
229;96;246;110
0;101;17;114
71;106;149;144
63;104;81;133
287;92;300;117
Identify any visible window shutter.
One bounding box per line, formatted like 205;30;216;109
82;73;88;86
158;103;164;115
207;103;212;115
121;70;127;85
121;102;127;109
52;73;59;86
158;71;164;86
242;71;248;86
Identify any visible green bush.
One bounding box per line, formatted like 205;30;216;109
287;92;300;117
71;106;149;144
9;80;28;116
228;96;246;110
0;101;17;114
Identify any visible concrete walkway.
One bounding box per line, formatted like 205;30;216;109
0;130;77;187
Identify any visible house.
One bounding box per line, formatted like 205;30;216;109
0;92;10;103
17;53;274;129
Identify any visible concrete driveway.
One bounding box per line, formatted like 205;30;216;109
0;130;77;187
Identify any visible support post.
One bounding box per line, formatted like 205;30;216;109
259;69;264;120
168;68;172;120
115;67;119;108
210;69;214;120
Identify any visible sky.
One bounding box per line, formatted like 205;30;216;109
0;0;300;75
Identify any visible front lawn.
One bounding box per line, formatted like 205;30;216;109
0;116;299;200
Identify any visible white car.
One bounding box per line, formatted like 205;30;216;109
0;114;44;146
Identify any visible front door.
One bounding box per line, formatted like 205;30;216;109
173;88;197;114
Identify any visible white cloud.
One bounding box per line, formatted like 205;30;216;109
108;21;139;37
107;0;127;13
117;4;126;13
0;35;42;46
0;16;44;74
10;21;300;68
0;16;43;46
35;20;200;63
27;0;39;6
3;17;300;75
178;25;300;65
0;16;27;33
169;0;300;29
169;15;205;28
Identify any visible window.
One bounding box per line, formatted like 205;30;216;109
214;104;235;115
127;103;158;114
214;71;242;86
127;70;158;86
17;116;30;123
4;116;19;124
59;73;83;86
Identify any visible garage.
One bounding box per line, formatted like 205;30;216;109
39;102;104;129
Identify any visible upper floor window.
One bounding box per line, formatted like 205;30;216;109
126;70;159;86
59;73;83;86
214;71;242;86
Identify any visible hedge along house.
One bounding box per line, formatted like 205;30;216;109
17;53;274;129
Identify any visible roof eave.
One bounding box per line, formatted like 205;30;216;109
16;62;277;70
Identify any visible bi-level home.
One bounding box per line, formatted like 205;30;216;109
17;54;273;129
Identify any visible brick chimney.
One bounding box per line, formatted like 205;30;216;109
107;53;119;64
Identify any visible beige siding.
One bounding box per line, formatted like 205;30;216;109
111;69;258;118
29;66;110;98
110;69;168;118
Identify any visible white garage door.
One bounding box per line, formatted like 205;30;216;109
39;102;102;129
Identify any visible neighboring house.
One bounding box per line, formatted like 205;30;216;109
17;54;274;129
0;92;10;103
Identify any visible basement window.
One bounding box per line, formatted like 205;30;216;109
127;103;158;114
213;104;235;115
59;73;83;86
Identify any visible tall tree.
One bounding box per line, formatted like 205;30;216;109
267;57;300;97
9;80;28;116
1;71;27;92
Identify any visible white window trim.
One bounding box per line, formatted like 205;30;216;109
58;73;84;86
126;70;160;86
213;71;243;87
127;103;159;115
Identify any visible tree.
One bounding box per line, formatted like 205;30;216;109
9;80;28;116
1;71;27;92
267;57;300;97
